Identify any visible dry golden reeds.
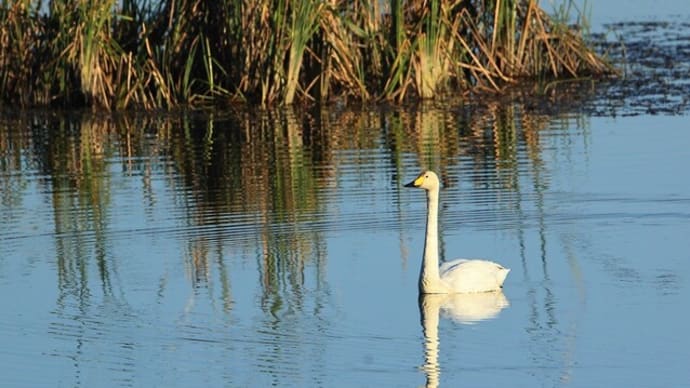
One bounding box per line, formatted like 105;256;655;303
0;0;614;110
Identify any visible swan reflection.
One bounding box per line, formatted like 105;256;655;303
419;292;509;388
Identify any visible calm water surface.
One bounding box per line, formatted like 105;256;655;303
1;102;688;387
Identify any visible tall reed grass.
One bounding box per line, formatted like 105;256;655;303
0;0;614;109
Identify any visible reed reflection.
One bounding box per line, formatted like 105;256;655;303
1;98;578;315
4;101;568;277
19;113;140;383
169;108;334;315
32;114;115;303
418;292;509;388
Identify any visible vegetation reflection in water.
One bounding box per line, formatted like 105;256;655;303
0;98;579;384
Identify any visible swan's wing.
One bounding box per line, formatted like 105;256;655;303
439;258;471;273
442;258;508;272
440;259;510;293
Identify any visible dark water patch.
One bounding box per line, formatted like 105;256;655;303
591;19;690;115
472;18;690;118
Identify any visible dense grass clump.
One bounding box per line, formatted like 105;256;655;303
0;0;613;109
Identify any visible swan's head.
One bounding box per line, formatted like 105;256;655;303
404;171;440;191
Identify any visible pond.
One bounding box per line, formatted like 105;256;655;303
2;8;690;388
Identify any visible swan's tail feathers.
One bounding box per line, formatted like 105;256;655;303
496;267;510;287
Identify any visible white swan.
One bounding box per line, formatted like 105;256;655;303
405;171;510;294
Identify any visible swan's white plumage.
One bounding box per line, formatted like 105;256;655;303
405;171;510;294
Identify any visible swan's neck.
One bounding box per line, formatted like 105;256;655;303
420;187;443;293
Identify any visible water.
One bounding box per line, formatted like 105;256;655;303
3;8;690;388
1;102;688;387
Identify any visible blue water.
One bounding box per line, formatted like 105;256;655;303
549;0;690;28
1;105;689;387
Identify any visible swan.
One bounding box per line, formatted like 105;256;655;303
405;171;510;294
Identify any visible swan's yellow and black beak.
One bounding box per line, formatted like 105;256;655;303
404;173;424;188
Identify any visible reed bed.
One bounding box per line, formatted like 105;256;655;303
0;0;614;109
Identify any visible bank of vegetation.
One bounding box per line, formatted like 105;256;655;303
0;0;613;110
